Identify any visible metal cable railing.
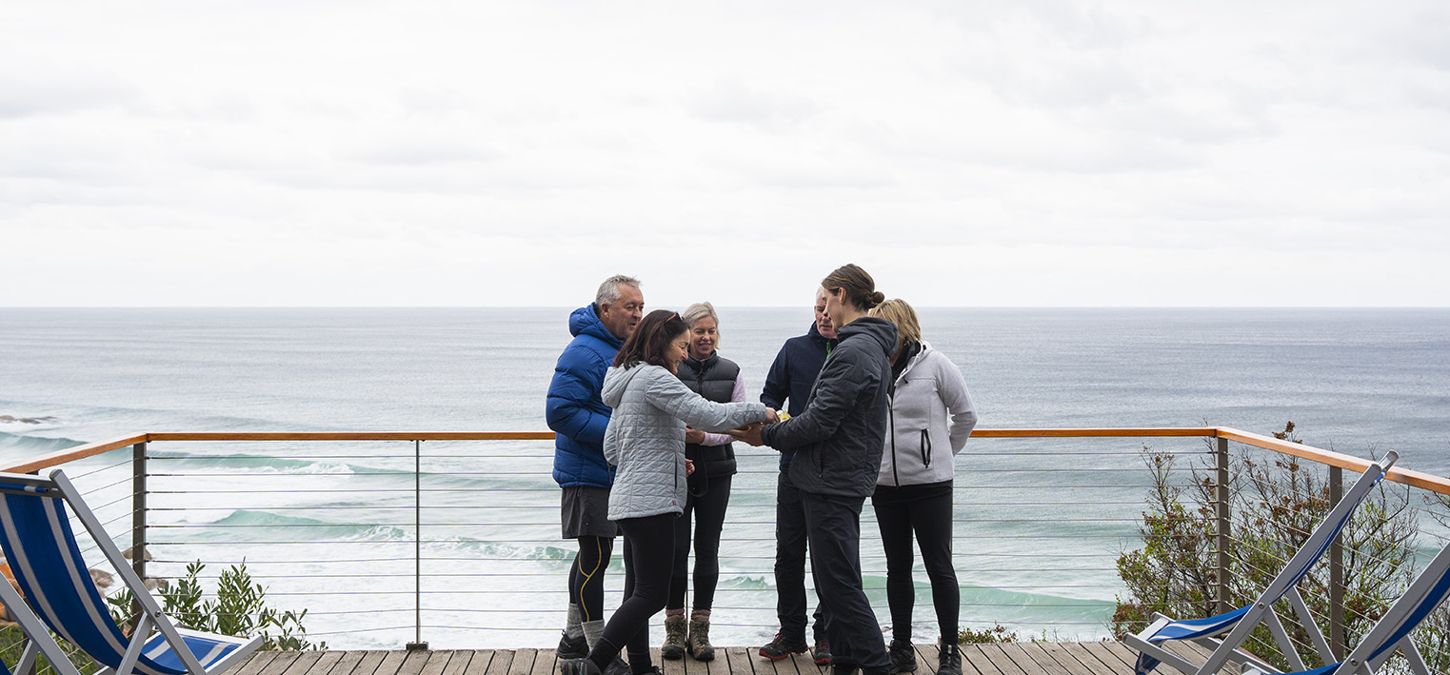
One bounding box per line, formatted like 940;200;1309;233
4;427;1449;671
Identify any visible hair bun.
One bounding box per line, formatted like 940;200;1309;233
868;291;886;307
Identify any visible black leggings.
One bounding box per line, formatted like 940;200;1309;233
570;536;615;623
872;481;958;642
589;513;675;675
668;474;732;611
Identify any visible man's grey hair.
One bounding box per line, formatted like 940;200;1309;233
595;275;642;306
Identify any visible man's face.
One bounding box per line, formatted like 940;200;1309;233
599;284;645;339
814;287;837;339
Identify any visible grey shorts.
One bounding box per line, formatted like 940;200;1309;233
561;486;619;539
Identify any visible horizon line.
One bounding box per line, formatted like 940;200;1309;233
3;305;1450;311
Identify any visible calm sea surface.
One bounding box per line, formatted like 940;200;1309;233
2;308;1448;648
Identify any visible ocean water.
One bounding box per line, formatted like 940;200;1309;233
1;307;1448;649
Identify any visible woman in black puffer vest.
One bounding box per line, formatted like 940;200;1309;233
659;302;743;663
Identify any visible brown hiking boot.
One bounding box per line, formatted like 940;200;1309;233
686;611;716;661
661;613;687;660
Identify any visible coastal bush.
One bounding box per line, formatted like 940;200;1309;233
1112;422;1449;671
958;624;1020;644
107;560;325;651
0;625;89;675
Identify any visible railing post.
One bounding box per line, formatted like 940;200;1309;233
1215;437;1232;614
131;441;147;619
1329;466;1345;658
406;439;428;651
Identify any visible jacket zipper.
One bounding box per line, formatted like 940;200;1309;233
889;403;900;487
920;429;932;469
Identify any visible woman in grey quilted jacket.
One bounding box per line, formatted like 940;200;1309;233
561;309;775;675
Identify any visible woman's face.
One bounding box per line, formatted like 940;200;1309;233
667;330;690;373
824;286;850;325
689;317;718;360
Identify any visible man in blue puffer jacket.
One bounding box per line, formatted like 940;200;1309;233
548;274;644;665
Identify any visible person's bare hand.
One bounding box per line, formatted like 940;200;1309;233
764;407;779;423
685;459;696;477
730;423;766;447
685;427;706;444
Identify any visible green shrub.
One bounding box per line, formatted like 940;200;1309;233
107;560;325;652
958;624;1020;644
1112;422;1442;671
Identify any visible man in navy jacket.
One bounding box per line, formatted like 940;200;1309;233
547;275;643;662
757;287;836;664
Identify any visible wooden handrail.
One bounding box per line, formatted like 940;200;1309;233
6;427;1445;495
1215;427;1450;494
146;431;557;442
4;434;150;474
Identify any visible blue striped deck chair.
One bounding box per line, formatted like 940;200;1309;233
1242;535;1450;675
0;469;262;675
1125;451;1399;675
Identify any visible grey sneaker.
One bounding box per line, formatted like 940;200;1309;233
661;614;687;660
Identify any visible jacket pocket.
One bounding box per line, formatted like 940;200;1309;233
920;429;933;469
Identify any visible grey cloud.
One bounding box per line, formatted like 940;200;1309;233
685;79;820;130
0;71;137;119
342;141;502;167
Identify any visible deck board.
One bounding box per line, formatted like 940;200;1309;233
529;648;557;675
1079;641;1134;672
963;644;1007;675
662;650;689;675
441;651;478;675
916;642;940;675
319;652;368;675
234;643;1176;675
724;645;755;675
1034;642;1097;675
980;644;1031;675
280;652;326;675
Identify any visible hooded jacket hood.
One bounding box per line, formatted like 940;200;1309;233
602;363;648;408
570;303;624;349
547;304;626;489
838;316;896;358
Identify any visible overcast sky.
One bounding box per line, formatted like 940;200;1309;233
3;1;1448;307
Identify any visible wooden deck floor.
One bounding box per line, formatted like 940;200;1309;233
231;641;1176;675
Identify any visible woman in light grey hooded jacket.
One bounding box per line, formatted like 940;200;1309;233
562;310;774;675
869;299;977;675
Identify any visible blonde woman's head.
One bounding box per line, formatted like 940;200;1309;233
869;298;922;355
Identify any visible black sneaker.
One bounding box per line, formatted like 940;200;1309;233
557;632;588;660
889;640;916;673
759;633;809;660
813;637;833;665
936;640;962;675
602;658;631;675
558;659;601;675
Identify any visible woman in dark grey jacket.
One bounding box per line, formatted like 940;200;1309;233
870;299;978;675
561;310;774;675
734;264;897;675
